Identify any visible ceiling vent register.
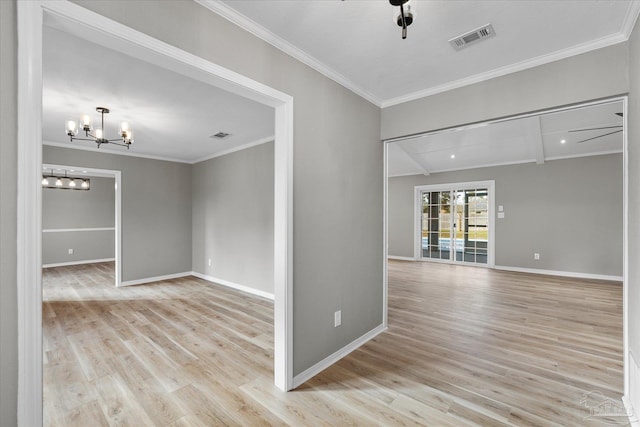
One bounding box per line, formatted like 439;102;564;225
449;24;495;51
210;132;231;139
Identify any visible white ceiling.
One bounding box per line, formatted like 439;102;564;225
42;20;274;164
207;0;639;107
388;100;624;177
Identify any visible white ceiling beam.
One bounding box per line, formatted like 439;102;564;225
394;142;431;175
527;116;546;164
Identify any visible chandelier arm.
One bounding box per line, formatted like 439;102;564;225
70;136;97;142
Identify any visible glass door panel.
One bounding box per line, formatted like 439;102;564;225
420;186;489;265
421;190;451;260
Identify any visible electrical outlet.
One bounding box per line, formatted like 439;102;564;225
68;248;74;255
534;253;540;260
208;258;212;267
334;310;341;327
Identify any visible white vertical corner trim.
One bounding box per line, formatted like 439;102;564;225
626;351;640;426
16;2;44;426
624;96;630;402
382;141;389;329
17;2;294;424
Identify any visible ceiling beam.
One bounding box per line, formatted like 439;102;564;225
526;116;545;164
394;142;431;175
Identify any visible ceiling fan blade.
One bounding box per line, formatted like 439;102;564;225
576;129;623;144
569;125;623;133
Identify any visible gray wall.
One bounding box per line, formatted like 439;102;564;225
382;43;629;140
43;146;192;282
389;154;623;276
68;0;384;377
629;16;640;383
42;176;115;265
0;0;18;425
192;142;274;294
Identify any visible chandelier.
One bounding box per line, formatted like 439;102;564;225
65;107;133;149
389;0;414;40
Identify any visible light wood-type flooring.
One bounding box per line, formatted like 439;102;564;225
43;261;627;426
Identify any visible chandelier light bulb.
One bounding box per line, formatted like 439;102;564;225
80;114;92;131
41;177;48;185
120;122;129;133
55;178;63;187
95;128;104;140
81;180;89;188
124;130;134;143
65;120;78;136
69;179;76;188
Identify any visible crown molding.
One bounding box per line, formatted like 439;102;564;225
381;33;629;108
192;136;274;164
43;137;276;165
196;0;640;111
42;140;193;164
194;0;383;107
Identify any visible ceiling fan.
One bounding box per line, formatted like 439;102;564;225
568;112;623;143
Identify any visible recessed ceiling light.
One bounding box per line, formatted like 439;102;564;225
82;171;87;173
560;139;566;144
450;154;456;159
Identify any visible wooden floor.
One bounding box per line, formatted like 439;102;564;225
43;261;626;426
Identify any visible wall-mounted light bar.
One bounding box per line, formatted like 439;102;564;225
42;169;90;190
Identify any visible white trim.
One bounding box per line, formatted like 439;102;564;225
625;351;640;426
191;136;274;164
624;97;630;400
42;140;192;164
387;255;416;262
494;265;623;282
292;324;387;389
191;272;275;301
17;3;43;425
544;149;624;162
45;135;276;165
18;3;294;424
196;0;640;109
42;227;115;233
120;271;192;287
43;258;115;268
382;37;630;108
383;141;389;329
195;0;382;107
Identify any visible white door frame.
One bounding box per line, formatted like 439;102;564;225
17;2;294;425
413;181;496;267
42;164;122;286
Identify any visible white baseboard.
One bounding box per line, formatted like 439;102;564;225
292;323;387;389
119;271;192;287
42;258;115;268
191;271;274;300
387;255;416;261
494;265;623;282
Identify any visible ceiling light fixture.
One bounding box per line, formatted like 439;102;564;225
389;0;414;40
450;154;456;159
65;107;133;149
560;139;566;144
42;169;90;191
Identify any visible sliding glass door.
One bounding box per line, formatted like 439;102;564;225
417;182;493;266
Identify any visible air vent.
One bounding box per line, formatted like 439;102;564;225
210;131;231;139
449;24;495;51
